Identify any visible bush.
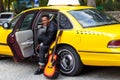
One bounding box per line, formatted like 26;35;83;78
39;0;48;6
12;1;31;14
114;2;120;10
102;0;115;11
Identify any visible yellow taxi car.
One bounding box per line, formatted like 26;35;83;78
1;5;120;76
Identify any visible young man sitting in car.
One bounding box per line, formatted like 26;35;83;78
34;14;58;75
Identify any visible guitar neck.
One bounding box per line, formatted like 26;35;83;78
51;30;63;61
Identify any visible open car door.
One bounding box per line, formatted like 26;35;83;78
7;10;38;61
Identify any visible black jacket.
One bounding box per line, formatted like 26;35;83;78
43;21;58;45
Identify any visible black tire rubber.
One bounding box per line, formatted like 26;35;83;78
57;45;83;76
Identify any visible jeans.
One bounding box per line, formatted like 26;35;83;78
38;45;49;66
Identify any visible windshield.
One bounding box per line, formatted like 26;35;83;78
69;9;119;28
0;14;12;18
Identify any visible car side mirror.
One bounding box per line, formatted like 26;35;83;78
2;22;10;29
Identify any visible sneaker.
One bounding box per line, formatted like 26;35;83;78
34;68;43;75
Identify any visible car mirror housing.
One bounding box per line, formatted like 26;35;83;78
2;22;10;29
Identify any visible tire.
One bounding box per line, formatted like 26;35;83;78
57;45;83;76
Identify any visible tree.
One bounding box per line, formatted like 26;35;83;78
39;0;48;6
87;0;96;7
79;0;85;5
0;0;4;12
103;0;114;11
12;1;28;14
8;0;10;11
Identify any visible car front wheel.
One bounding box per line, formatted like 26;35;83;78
57;45;83;76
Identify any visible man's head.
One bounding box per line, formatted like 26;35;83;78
41;15;50;26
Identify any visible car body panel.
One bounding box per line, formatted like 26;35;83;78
56;26;120;66
79;52;120;66
0;27;12;56
78;24;120;52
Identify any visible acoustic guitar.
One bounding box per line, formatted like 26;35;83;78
44;30;62;79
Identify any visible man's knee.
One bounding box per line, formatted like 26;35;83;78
39;45;49;53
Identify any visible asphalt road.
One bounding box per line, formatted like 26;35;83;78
0;57;120;80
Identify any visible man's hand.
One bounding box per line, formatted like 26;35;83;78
35;44;40;51
35;43;43;51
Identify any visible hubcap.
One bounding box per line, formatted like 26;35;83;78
58;49;75;74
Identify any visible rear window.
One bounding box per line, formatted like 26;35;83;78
69;9;119;28
0;14;12;18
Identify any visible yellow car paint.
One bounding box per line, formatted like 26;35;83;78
1;6;120;66
0;27;12;56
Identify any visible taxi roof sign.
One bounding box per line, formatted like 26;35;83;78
47;0;80;6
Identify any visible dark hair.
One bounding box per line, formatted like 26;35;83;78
41;15;49;19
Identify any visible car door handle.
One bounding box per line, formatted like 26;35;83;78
21;40;33;46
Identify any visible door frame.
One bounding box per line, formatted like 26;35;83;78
32;9;59;55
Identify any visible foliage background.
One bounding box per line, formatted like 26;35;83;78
1;0;120;13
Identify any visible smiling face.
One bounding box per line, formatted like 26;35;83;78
41;16;50;26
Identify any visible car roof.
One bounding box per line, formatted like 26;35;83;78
23;6;94;13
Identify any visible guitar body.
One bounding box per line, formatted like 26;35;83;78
44;54;59;79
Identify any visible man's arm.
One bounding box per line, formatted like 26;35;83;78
43;22;57;45
43;30;57;45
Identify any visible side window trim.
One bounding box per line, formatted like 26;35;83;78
58;12;73;30
9;14;22;29
19;12;37;31
17;10;38;31
19;13;35;31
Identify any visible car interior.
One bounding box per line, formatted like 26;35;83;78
34;13;58;54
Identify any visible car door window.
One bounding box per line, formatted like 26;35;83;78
19;13;35;31
9;14;21;29
59;13;73;29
